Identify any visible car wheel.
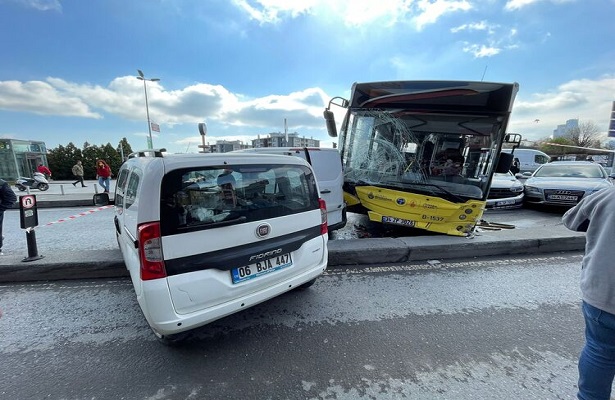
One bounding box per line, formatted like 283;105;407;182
297;278;317;290
152;329;190;346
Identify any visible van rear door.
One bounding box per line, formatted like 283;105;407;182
304;148;345;229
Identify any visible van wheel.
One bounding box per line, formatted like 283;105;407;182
152;330;189;346
297;278;317;290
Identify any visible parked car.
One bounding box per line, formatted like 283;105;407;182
486;171;524;209
524;161;613;207
103;149;329;344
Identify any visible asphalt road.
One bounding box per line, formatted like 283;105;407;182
0;252;593;399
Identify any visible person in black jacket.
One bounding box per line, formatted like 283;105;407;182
510;157;521;175
0;178;17;255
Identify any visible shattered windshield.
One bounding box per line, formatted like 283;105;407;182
340;110;503;201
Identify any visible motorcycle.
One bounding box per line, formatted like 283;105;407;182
15;172;50;191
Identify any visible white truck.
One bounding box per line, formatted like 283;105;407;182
502;148;550;174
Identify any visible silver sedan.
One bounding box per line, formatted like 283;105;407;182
524;161;613;206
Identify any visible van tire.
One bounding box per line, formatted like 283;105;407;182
297;278;317;290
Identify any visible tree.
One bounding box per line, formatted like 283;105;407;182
47;143;82;180
539;137;574;156
47;138;135;180
565;121;602;148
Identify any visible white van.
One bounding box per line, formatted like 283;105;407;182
234;147;346;231
107;149;328;344
502;148;550;174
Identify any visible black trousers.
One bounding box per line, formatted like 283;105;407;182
72;175;85;186
0;210;4;250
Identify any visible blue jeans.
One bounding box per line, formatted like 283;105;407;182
98;177;110;192
578;301;615;400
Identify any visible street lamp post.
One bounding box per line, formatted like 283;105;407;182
136;69;160;149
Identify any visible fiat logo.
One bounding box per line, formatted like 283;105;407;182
256;223;271;238
396;198;406;205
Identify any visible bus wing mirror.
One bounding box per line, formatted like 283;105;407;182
496;152;514;173
323;109;338;138
504;133;522;150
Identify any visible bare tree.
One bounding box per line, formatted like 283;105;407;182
565;121;602;148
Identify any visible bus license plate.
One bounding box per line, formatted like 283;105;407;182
382;216;416;227
231;253;293;284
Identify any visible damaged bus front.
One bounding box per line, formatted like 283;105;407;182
324;80;520;237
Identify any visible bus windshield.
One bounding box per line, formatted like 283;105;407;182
340;109;504;202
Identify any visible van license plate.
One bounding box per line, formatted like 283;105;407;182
231;253;293;284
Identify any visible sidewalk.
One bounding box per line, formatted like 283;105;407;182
0;184;587;283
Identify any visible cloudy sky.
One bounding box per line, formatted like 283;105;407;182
1;0;614;153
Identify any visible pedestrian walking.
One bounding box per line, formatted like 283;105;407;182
510;157;520;175
0;178;17;255
562;186;615;400
71;160;87;187
95;159;112;193
37;163;52;180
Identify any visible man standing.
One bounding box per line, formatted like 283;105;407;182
0;178;17;255
71;160;87;187
563;187;615;400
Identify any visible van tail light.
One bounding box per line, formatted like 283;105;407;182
137;222;167;281
318;198;328;235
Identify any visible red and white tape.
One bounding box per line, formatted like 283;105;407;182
26;205;114;232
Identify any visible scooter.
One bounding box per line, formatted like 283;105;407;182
15;172;50;191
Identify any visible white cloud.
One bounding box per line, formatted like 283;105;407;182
462;43;501;58
450;20;494;33
505;0;575;11
231;0;472;30
508;75;615;140
0;76;331;136
413;0;472;31
0;80;100;118
231;0;317;24
10;0;62;11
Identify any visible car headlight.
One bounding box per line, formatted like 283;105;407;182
524;185;541;194
510;185;524;193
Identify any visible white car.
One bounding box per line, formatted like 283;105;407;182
107;149;328;344
486;171;524;209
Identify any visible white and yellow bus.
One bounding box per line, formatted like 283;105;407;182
324;80;521;237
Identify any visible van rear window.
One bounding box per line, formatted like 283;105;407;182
160;164;320;235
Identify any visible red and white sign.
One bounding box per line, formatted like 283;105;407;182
21;195;36;209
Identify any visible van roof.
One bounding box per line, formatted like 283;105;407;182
124;151;312;167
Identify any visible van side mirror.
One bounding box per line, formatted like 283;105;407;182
323;109;338;138
496;152;514;173
93;193;114;206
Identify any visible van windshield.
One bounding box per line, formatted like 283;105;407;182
160;164;320;235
